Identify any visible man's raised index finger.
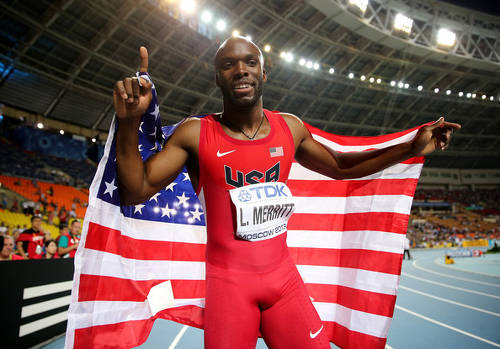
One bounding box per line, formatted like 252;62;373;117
139;46;148;72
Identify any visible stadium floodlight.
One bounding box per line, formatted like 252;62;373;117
92;138;96;143
398;81;404;88
215;19;226;31
390;80;396;86
437;28;456;47
466;93;471;98
481;95;486;100
394;13;413;34
348;73;354;79
179;0;196;14
37;122;44;129
329;68;335;74
299;58;306;66
417;85;423;91
376;78;381;84
281;52;293;62
446;90;451;95
490;96;494;101
434;88;439;93
369;77;374;83
360;75;366;81
472;93;476;98
59;130;64;135
458;91;463;97
313;62;319;70
306;61;313;69
232;30;240;37
200;10;213;23
348;0;368;14
404;83;409;89
264;44;271;52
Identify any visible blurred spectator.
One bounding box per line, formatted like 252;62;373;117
57;220;80;258
403;237;412;260
16;215;45;259
11;198;19;212
44;239;60;259
0;235;23;261
0;221;8;235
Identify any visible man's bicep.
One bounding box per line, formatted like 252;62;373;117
295;134;342;179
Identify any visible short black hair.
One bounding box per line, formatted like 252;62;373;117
31;215;42;222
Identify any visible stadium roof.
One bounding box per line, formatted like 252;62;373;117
1;0;499;168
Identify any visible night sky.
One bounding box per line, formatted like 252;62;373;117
438;0;500;17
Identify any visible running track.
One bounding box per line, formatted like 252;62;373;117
42;249;500;348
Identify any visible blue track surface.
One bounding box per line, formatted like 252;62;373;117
42;249;500;349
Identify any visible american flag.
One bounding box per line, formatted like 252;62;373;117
65;73;423;348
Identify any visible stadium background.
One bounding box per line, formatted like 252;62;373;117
0;0;499;348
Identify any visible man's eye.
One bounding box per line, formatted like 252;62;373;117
248;60;257;66
223;62;233;69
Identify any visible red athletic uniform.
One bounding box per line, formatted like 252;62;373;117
196;109;329;348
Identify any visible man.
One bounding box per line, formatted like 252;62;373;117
0;235;23;261
16;215;45;259
113;37;460;348
57;220;80;258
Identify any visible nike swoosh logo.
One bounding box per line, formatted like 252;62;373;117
310;325;323;339
217;149;236;157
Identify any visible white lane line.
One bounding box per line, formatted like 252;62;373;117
402;272;500;299
412;259;500;287
432;258;500;279
395;305;500;348
168;325;189;349
399;285;500;317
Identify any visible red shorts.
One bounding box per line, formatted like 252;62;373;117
204;256;329;349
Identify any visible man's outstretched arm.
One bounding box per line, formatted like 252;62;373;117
282;113;461;180
114;47;198;205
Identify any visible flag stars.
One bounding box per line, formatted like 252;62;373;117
138;144;144;152
161;203;176;218
176;192;190;206
149;192;161;203
190;207;203;222
139;121;144;133
150;143;158;151
165;181;177;192
151;104;160;119
182;172;190;181
103;179;117;198
134;204;145;214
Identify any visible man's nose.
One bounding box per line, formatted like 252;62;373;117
234;61;249;76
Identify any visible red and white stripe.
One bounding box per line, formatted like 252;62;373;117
65;120;422;349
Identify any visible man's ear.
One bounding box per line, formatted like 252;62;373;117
262;68;267;82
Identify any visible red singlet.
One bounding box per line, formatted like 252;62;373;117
196;109;329;349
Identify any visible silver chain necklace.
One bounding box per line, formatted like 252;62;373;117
220;112;266;140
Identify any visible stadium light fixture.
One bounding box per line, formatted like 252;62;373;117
306;61;313;69
299;58;306;66
59;130;64;135
393;13;413;34
329;68;335;74
490;96;494;101
348;0;368;14
458;91;463;97
417;85;423;91
472;93;476;98
369;77;374;83
200;10;213;23
398;81;404;88
280;52;293;62
348;73;354;79
37;122;44;129
360;75;366;81
264;44;271;52
215;19;226;31
313;62;319;70
179;0;196;14
446;90;451;95
232;30;240;37
376;78;381;84
92;138;96;143
466;93;471;98
481;95;486;100
404;83;409;89
390;80;396;86
434;88;439;93
437;28;456;47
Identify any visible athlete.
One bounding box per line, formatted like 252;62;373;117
113;37;460;348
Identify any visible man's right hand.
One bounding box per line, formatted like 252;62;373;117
113;46;153;120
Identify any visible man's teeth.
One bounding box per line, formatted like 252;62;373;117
234;84;251;89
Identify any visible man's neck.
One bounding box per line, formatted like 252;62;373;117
221;101;264;129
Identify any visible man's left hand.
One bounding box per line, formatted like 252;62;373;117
411;117;461;156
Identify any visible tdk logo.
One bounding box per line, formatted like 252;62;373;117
238;190;252;202
249;184;288;200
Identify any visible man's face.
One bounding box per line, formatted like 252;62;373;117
1;237;14;257
215;39;266;109
70;221;81;235
32;218;42;231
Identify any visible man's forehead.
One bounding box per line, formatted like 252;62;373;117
215;37;262;61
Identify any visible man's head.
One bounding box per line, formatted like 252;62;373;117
1;235;14;259
214;36;267;109
60;222;69;235
31;215;42;231
70;220;81;236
